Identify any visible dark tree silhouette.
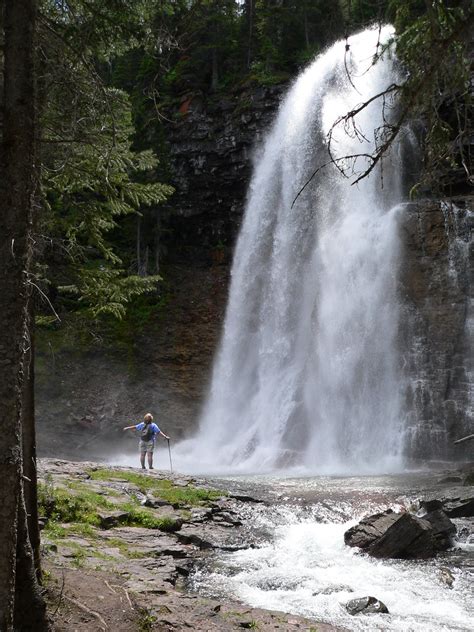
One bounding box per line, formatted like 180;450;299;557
0;0;48;628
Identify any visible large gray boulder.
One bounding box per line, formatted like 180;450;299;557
344;509;456;559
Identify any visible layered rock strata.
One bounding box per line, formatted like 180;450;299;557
399;197;473;459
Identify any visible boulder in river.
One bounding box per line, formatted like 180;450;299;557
420;495;474;518
345;596;389;615
343;509;399;549
344;509;456;559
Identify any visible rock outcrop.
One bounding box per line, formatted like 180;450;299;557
39;459;342;632
420;494;474;518
344;508;456;559
35;80;473;463
399;197;473;459
161;85;285;263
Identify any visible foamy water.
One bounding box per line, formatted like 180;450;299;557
188;475;474;632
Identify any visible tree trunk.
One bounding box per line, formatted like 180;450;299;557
0;0;48;629
245;0;254;68
211;46;219;91
22;315;42;581
14;490;47;630
154;210;161;274
136;214;142;275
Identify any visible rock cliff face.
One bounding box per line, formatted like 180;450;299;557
161;85;285;263
400;197;473;460
36;265;229;461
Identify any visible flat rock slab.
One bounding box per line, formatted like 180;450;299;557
98;511;130;529
444;498;474;518
143;497;177;509
133;593;346;631
421;495;474;518
122;556;180;591
176;523;248;551
102;526;190;558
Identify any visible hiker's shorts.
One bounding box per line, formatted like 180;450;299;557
139;440;154;454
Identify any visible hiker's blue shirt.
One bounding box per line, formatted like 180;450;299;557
136;422;160;441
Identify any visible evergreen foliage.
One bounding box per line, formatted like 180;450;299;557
388;0;472;193
37;1;174;327
41;86;172;319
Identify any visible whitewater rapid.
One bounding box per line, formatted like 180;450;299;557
190;473;474;632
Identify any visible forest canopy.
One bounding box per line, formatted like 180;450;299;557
26;0;474;339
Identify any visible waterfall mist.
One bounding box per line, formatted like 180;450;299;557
180;26;408;474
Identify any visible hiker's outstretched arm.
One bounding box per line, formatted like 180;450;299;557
159;430;170;440
123;425;136;431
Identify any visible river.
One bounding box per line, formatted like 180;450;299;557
188;471;474;631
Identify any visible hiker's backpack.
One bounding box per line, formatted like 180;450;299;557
140;423;154;442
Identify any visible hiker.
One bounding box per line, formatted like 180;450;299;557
123;413;169;470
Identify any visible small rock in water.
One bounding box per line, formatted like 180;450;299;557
345;596;389;616
438;567;455;588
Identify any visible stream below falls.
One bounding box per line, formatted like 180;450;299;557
188;471;474;631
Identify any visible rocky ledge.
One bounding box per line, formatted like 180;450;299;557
38;459;342;631
344;469;474;560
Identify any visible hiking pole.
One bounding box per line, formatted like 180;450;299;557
167;438;173;474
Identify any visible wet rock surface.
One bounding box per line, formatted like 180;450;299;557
344;508;456;559
345;596;389;616
40;458;343;631
420;494;474;518
400;197;473;460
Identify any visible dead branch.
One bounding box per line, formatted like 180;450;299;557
453;434;474;445
291;11;472;209
52;570;65;617
62;595;108;630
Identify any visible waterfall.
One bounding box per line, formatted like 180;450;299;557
186;26;408;474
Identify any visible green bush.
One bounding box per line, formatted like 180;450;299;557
38;481;114;527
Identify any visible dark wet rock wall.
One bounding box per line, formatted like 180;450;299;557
400;197;473;460
160;85;285;264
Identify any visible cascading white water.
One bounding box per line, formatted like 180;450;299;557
183;26;408;474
